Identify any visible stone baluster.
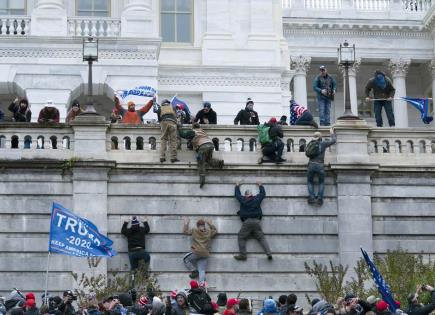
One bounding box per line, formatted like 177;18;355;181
290;56;311;107
106;21;113;37
389;58;410;128
83;20;90;37
68;20;75;36
1;19;7;35
91;20;97;37
98;21;105;37
75;20;81;36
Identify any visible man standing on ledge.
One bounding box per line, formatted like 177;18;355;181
313;65;336;126
234;181;272;261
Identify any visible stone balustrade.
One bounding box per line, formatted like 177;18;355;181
0;16;30;36
67;17;121;38
282;0;432;12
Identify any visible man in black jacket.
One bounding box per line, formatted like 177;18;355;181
121;216;151;271
233;181;272;261
8;97;31;122
406;285;435;315
234;98;260;125
194;102;217;124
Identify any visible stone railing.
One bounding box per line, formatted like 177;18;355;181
0;123;73;150
0;16;30;36
282;0;433;12
367;128;435;165
67;17;121;37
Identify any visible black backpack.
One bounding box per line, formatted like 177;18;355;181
188;290;213;315
305;140;321;159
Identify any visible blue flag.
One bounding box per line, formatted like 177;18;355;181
118;86;156;100
48;203;117;257
361;248;397;313
402;97;433;124
171;96;191;115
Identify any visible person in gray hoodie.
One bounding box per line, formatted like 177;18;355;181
166;292;189;315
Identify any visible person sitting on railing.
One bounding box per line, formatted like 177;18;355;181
194;102;217;125
8;97;31;122
258;117;286;164
178;122;224;187
38;101;60;123
65;100;83;123
114;95;154;125
290;100;318;128
234;98;260;125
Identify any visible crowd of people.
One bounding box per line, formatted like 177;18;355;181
1;283;434;315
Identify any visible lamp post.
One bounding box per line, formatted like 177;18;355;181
82;37;99;114
337;40;359;120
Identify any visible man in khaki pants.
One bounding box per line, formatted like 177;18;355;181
155;99;179;163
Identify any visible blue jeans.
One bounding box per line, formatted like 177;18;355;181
183;252;208;283
307;162;325;199
374;100;395;127
128;250;150;270
317;97;331;126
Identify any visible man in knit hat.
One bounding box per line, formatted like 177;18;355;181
234;98;260;125
178;122;224;187
183;218;217;285
114;95;154;124
121;216;151;271
305;129;336;206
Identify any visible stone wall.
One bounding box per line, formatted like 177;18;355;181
0;119;434;306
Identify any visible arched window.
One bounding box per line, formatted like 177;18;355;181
123;137;131;150
11;135;18;149
287;139;294;152
111;136;118;150
136;137;144;150
236;138;244;152
149;137;157;150
249;138;256;152
394;140;401;154
62;136;70;149
37;136;45;149
406;140;414;154
50;136;58;149
224;138;232;152
382;140;389;153
419;140;426;154
212;138;219;151
299;139;306;152
24;135;32;149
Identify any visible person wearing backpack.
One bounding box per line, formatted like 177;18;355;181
306;129;336;206
258;118;285;164
187;280;213;315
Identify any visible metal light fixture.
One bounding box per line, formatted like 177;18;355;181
82;37;99;114
337;40;359;120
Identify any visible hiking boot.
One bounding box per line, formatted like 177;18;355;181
189;270;199;279
316;198;324;206
233;254;247;261
170;158;180;163
160;158;166;163
267;254;273;260
308;197;316;205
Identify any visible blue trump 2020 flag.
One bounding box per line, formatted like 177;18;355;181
402;97;433;124
361;248;397;313
49;203;117;257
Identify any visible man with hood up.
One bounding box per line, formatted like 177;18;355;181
114;95;154;124
121;216;151;271
365;70;396;127
8;97;31;122
66;100;83;123
166;291;189;315
182;218;217;285
234;98;260;125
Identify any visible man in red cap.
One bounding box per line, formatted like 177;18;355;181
258;117;285;164
187;280;213;314
223;299;239;315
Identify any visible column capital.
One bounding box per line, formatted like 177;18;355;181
290;56;311;75
430;59;435;79
389;58;411;78
338;58;361;76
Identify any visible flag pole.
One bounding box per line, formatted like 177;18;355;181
44;251;51;305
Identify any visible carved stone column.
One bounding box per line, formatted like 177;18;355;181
31;0;67;36
339;58;361;116
290;56;311;107
389;58;410;128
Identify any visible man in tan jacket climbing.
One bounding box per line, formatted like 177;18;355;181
183;218;217;286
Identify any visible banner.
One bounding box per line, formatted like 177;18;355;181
402;97;433;124
118;86;156;100
361;248;397;313
48;203;117;257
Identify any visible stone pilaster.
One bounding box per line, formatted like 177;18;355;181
290;56;311;107
31;0;67;36
121;0;157;38
339;58;361;117
389;58;410;128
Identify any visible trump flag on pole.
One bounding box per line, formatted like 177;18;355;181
48;203;117;257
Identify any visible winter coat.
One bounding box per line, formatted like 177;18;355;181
235;185;265;221
309;134;337;164
364;71;395;100
8;103;31;122
194;109;217;124
121;221;150;251
406;291;435;315
234;107;259;125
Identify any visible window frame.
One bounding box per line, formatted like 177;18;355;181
160;0;194;45
75;0;111;17
0;0;26;16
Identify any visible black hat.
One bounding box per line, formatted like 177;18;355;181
63;290;73;297
203;102;211;108
217;292;227;307
161;99;171;105
72;100;80;107
344;293;355;302
311;298;320;306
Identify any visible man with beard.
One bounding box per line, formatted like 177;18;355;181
234;98;259;125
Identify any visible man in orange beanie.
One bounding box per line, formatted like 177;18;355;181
114;95;154;124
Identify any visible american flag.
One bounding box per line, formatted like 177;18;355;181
361;248;397;313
